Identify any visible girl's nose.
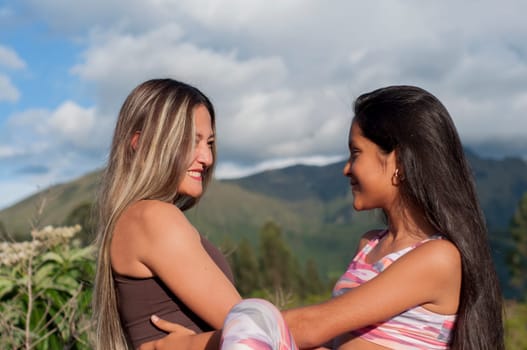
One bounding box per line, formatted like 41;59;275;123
343;161;351;177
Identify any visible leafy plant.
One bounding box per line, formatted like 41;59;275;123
508;192;527;296
0;225;95;349
505;301;527;350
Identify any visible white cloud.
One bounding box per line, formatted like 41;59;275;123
0;45;26;69
216;154;345;179
0;145;21;159
48;101;97;148
217;86;351;163
0;74;20;102
43;0;527;167
71;23;288;112
1;0;527;211
6;101;109;153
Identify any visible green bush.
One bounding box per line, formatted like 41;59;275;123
505;301;527;350
0;225;95;349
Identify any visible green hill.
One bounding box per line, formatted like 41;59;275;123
1;151;526;295
0;170;101;238
229;151;527;231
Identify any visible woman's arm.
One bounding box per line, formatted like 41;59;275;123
113;200;242;329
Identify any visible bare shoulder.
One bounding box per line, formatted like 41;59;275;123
112;200;196;276
126;199;185;222
417;238;460;265
125;200;195;237
116;200;201;255
362;229;385;241
403;238;461;277
358;229;385;250
123;200;203;267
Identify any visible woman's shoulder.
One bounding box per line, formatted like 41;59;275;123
125;199;184;222
127;199;181;214
121;200;194;238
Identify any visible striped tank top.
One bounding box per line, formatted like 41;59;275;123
332;230;456;350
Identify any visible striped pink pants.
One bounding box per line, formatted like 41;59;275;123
221;299;298;350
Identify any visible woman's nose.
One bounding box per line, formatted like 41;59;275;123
197;144;213;166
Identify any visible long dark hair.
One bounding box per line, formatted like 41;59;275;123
353;85;504;350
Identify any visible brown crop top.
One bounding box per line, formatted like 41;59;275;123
113;234;234;349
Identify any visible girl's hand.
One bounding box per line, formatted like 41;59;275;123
138;315;196;350
151;314;197;335
140;315;220;350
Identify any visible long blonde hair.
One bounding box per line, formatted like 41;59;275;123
92;79;216;350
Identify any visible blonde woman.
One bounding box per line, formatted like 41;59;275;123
93;79;241;350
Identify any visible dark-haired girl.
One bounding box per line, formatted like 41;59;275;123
146;85;504;350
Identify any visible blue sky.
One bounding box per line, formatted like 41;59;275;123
1;0;527;210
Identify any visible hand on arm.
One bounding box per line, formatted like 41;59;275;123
139;316;221;350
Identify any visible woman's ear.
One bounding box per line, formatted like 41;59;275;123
130;131;141;151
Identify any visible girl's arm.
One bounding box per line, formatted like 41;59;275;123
139;233;460;350
283;238;461;348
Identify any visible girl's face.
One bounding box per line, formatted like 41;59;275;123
343;122;399;211
177;104;214;198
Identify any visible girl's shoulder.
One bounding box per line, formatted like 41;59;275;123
356;229;386;252
361;229;386;240
398;237;461;277
414;237;460;261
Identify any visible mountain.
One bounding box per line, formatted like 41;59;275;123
0;170;101;238
1;151;526;295
226;150;527;230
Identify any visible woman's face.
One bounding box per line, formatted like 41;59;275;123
177;105;214;198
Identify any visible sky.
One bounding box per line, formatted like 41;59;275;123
0;0;526;210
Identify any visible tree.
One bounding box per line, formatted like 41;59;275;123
0;220;7;240
230;238;260;296
302;258;325;296
258;221;302;299
508;192;527;297
64;202;95;246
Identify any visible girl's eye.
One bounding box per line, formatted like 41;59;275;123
207;140;215;149
349;149;360;162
